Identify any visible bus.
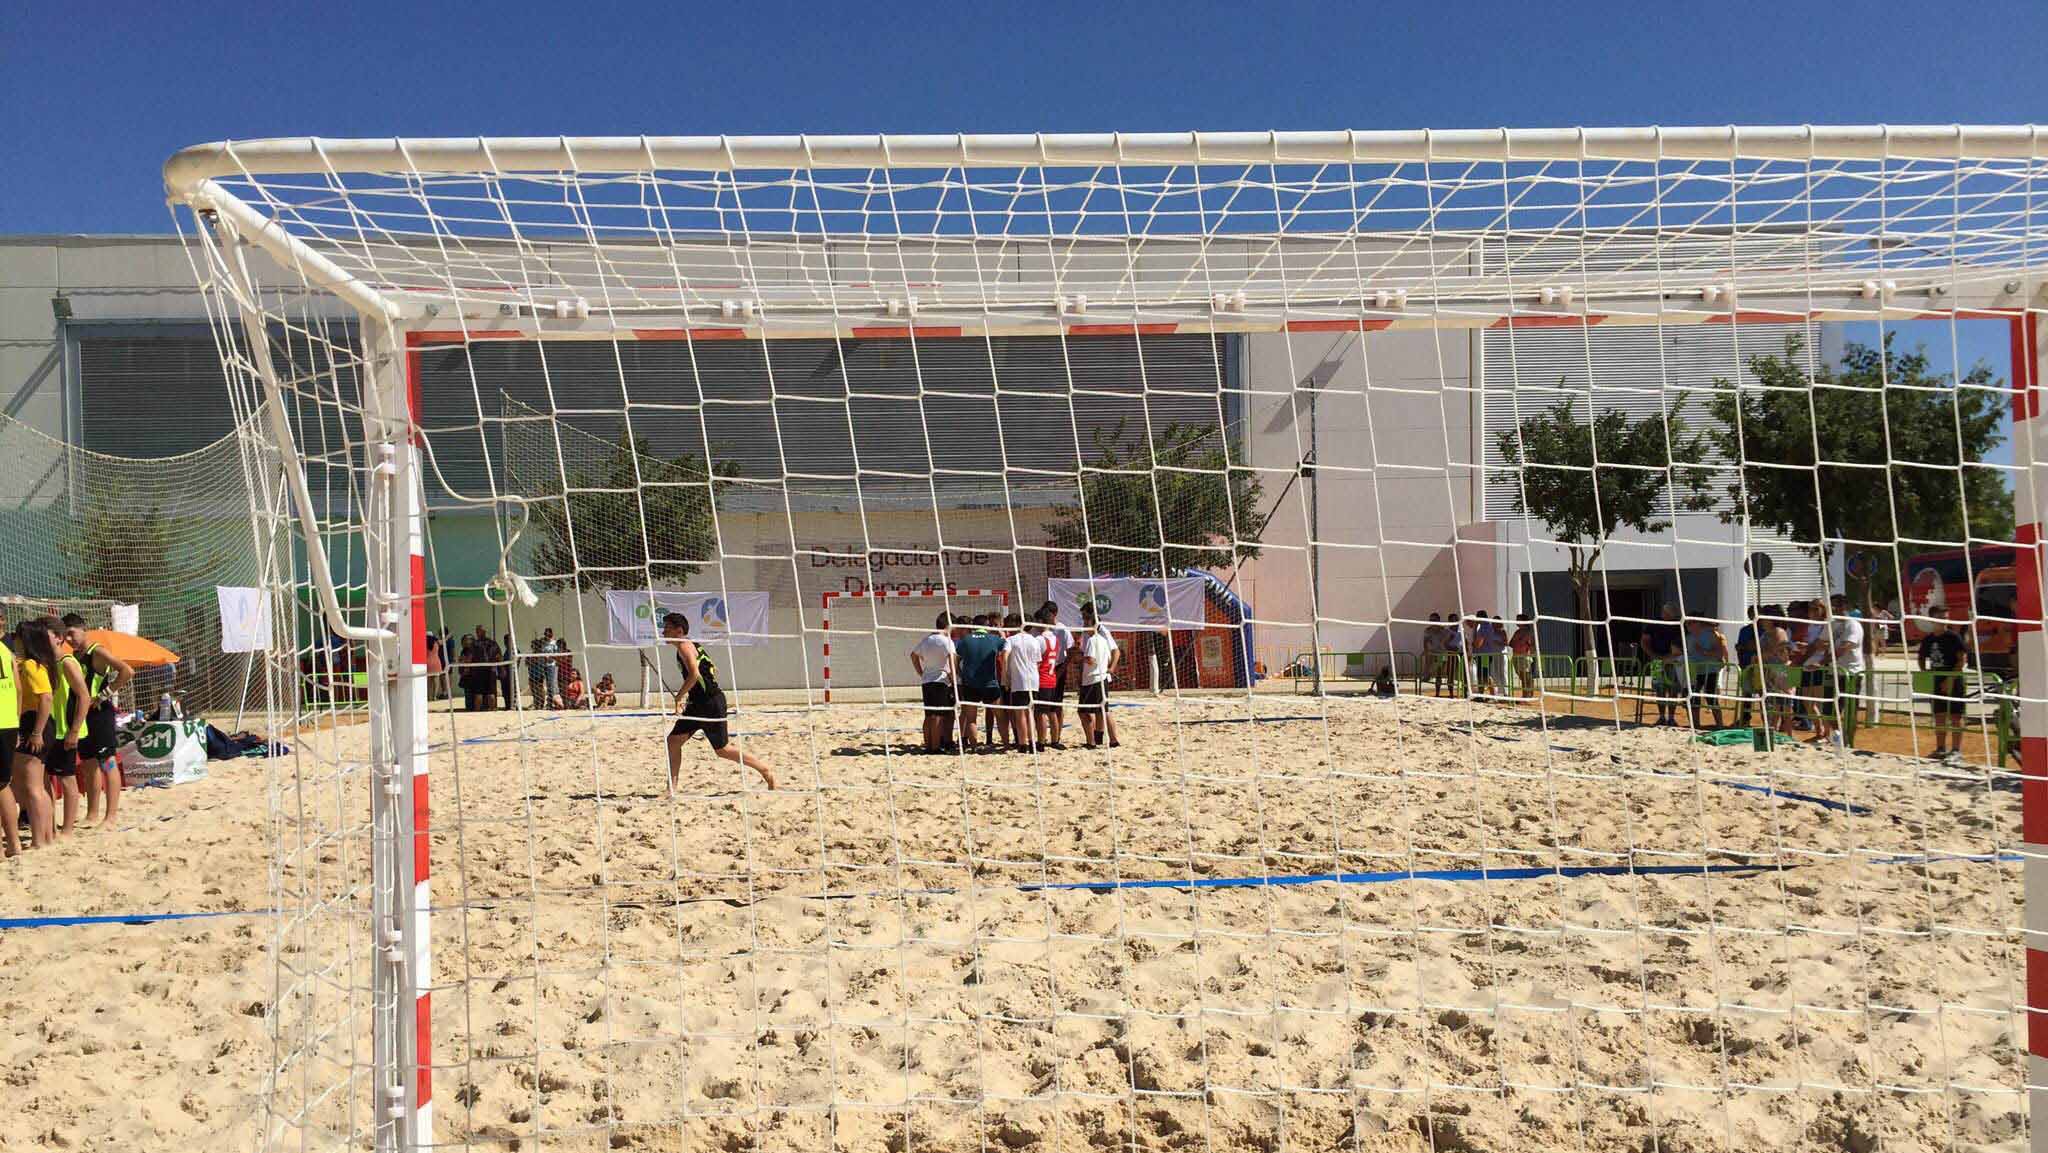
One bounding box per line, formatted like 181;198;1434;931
1902;546;2017;675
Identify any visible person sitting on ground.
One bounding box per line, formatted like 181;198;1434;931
909;611;958;754
1639;604;1684;726
1507;612;1536;699
562;666;586;709
592;672;617;710
1917;603;1972;762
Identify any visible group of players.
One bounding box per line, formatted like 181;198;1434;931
2;609;135;856
909;600;1122;754
650;601;1127;797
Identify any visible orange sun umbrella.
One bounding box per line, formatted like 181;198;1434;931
81;629;179;669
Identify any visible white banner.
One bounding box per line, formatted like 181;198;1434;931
604;590;770;646
215;585;272;653
117;715;208;786
111;603;140;635
1049;577;1209;630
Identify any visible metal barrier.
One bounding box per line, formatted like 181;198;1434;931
1287;649;1416;692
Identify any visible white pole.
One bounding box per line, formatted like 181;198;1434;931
233;649;255;731
364;322;431;1152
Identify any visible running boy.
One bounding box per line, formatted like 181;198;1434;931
910;611;958;754
662;612;775;790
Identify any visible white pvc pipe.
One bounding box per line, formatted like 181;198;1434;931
165;126;2047;191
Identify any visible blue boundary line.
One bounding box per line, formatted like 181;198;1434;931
6;853;2019;929
0;909;267;930
1712;779;1872;814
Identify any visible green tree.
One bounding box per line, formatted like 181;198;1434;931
1706;335;2011;611
530;438;736;592
1494;395;1714;667
1044;418;1265;577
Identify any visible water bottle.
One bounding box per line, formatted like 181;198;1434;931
158;693;177;721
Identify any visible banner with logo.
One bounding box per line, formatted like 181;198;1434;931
116;715;208;786
1049;577;1208;630
604;590;770;646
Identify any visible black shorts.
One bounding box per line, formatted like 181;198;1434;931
80;701;118;760
921;681;956;711
0;730;12;788
1690;672;1718;697
966;684;1003;706
41;719;77;776
1004;689;1035;712
1035;684;1065;707
1929;674;1966;716
1078;682;1107;710
669;693;730;750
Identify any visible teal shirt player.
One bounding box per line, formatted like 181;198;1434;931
955;629;1004;690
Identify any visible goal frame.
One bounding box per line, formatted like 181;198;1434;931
162;129;2048;1153
821;587;1010;703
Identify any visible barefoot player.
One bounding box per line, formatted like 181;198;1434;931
662;612;775;791
62;613;133;827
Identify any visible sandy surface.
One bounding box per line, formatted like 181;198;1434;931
1;690;2030;1152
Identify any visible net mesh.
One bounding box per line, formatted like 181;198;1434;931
173;131;2043;1153
0;413;266;713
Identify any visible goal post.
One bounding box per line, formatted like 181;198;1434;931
165;127;2048;1153
820;587;1010;703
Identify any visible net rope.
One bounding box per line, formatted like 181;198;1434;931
0;412;268;714
174;132;2043;1153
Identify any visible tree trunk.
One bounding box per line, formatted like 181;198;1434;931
1571;553;1598;693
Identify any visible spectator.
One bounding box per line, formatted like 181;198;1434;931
562;666;586;709
1441;612;1466;697
592;672;618;710
1422;613;1448;696
1639;603;1684;726
1507;612;1536;699
1828;594;1866;745
498;633;516;710
1733;609;1760;728
1917;603;1971;762
1684;616;1730;729
1470;611;1504;696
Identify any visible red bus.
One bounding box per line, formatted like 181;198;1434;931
1902;546;2018;675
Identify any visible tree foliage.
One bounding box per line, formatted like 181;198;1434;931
1044;418;1266;577
1706;335;2012;603
530;438;736;592
1494;394;1714;656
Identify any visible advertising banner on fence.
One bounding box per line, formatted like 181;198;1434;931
116;715;208;786
1048;577;1208;630
604;590;770;646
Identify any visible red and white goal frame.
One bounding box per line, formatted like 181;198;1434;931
161;128;2048;1153
820;587;1009;703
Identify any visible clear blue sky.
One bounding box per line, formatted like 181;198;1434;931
5;0;2045;235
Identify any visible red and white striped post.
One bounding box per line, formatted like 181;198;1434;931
2013;309;2046;1143
366;327;431;1151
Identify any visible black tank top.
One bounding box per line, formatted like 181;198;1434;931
677;643;721;709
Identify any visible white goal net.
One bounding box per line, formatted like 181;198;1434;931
168;127;2047;1153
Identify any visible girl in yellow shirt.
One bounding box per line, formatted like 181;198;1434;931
11;618;58;849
